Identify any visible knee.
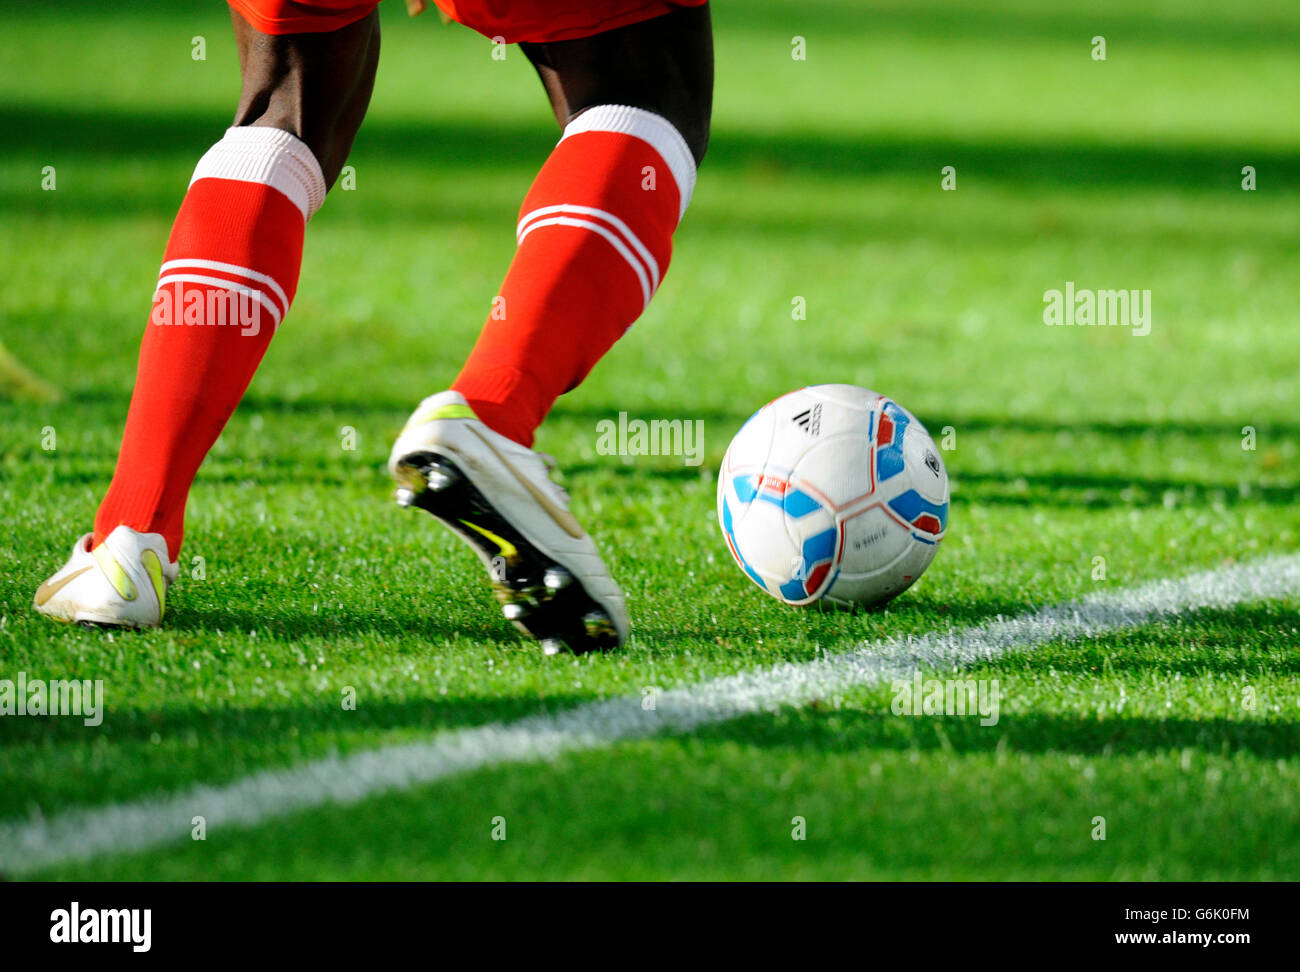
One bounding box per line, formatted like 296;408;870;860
239;112;360;192
232;13;380;191
236;81;374;191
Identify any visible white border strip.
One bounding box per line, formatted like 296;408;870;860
2;554;1297;874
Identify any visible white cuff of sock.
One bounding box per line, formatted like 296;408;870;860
190;126;327;221
560;104;697;221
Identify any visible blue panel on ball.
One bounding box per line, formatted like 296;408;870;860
874;399;910;482
732;474;759;504
778;576;808;601
721;491;772;594
887;489;949;531
783;488;821;519
801;526;838;565
744;562;770;591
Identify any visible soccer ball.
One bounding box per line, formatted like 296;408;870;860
716;384;949;608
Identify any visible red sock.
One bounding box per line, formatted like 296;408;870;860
93;126;325;560
453;105;697;446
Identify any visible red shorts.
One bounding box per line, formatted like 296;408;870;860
227;0;706;43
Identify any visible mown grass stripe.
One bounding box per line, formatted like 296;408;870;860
2;554;1298;875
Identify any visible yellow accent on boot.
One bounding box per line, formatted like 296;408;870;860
141;548;166;615
92;543;137;601
406;403;475;429
459;520;518;560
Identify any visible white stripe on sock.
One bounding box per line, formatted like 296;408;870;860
516;204;660;291
516;215;652;307
158;259;290;316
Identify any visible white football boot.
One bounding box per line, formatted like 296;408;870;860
389;390;628;654
33;526;178;628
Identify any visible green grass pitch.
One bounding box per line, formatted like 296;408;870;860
1;0;1298;880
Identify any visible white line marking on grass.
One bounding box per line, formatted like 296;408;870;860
3;554;1298;874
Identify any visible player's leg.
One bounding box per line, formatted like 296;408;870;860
34;7;380;628
455;3;712;444
389;4;713;653
520;5;711;162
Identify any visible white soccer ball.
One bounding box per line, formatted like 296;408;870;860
716;384;949;608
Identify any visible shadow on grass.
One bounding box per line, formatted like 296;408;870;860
14;393;1300;441
11;436;1298;512
996;603;1300;677
555;462;1300;509
3;105;1298;220
5;593;1295;751
952;469;1300;509
164;601;522;646
628;589;1044;646
693;707;1300;760
0;689;593;748
547;404;1300;441
713;1;1300;52
15;0;1300;49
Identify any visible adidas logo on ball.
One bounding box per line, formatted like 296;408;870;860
791;403;822;436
